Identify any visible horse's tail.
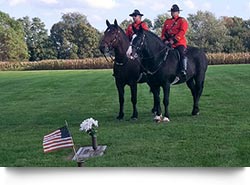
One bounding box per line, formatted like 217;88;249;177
202;52;208;72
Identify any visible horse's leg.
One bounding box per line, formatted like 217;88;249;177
186;77;198;115
116;80;125;120
187;75;205;115
150;85;159;115
193;75;205;115
150;85;161;121
130;83;138;120
162;83;171;122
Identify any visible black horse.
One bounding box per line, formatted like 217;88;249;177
99;20;147;120
127;27;208;122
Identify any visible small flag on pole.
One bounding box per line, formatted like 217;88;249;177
43;126;74;153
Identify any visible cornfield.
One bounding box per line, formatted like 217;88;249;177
0;53;249;71
207;52;250;65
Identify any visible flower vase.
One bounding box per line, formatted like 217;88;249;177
91;135;97;150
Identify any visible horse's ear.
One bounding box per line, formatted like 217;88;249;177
106;20;111;27
114;19;118;27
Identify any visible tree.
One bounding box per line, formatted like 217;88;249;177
73;22;101;58
187;11;229;53
0;11;28;61
119;19;132;31
242;19;250;51
143;18;153;29
50;12;101;59
153;13;171;36
222;16;250;52
50;21;77;59
18;16;55;61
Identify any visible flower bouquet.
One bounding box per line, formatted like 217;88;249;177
79;118;98;150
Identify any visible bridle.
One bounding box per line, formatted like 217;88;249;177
105;29;120;50
130;33;171;75
101;29;124;65
129;34;146;58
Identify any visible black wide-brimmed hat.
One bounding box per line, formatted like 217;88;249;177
168;4;182;12
129;9;144;17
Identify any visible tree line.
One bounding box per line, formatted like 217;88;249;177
0;10;249;61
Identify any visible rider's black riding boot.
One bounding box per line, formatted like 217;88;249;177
180;56;187;79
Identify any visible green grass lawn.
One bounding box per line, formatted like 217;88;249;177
0;65;250;167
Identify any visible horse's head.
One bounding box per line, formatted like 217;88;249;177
126;26;146;60
127;27;166;62
99;19;121;54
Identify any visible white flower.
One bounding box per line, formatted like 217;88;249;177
79;118;98;133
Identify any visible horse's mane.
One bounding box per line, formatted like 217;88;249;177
118;26;130;43
144;30;165;48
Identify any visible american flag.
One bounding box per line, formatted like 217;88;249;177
43;126;74;153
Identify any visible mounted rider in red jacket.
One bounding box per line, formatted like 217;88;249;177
126;9;149;41
161;4;189;79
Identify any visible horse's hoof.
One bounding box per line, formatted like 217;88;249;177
192;111;200;116
116;113;124;120
154;115;162;122
131;117;138;121
116;116;124;120
192;108;200;116
162;117;170;122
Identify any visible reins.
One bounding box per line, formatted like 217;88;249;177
141;47;171;76
102;53;125;66
103;53;115;63
131;32;172;75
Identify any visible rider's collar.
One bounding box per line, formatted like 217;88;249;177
172;15;179;20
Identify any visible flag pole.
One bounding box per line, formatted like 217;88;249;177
65;120;79;163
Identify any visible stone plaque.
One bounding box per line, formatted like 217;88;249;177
72;145;107;162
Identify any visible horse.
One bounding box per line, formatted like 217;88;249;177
99;19;148;120
127;26;208;122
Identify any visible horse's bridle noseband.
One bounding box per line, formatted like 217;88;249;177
129;34;145;58
104;29;120;51
102;29;125;65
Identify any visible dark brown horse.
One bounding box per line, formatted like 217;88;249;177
99;20;147;120
127;27;208;122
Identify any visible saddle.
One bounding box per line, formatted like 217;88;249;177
164;44;180;61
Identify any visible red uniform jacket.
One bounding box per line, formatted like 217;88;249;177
126;20;149;41
161;16;188;48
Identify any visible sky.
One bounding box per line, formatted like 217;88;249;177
0;0;250;32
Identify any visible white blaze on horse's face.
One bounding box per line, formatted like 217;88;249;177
131;34;137;42
126;45;132;59
126;34;137;59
